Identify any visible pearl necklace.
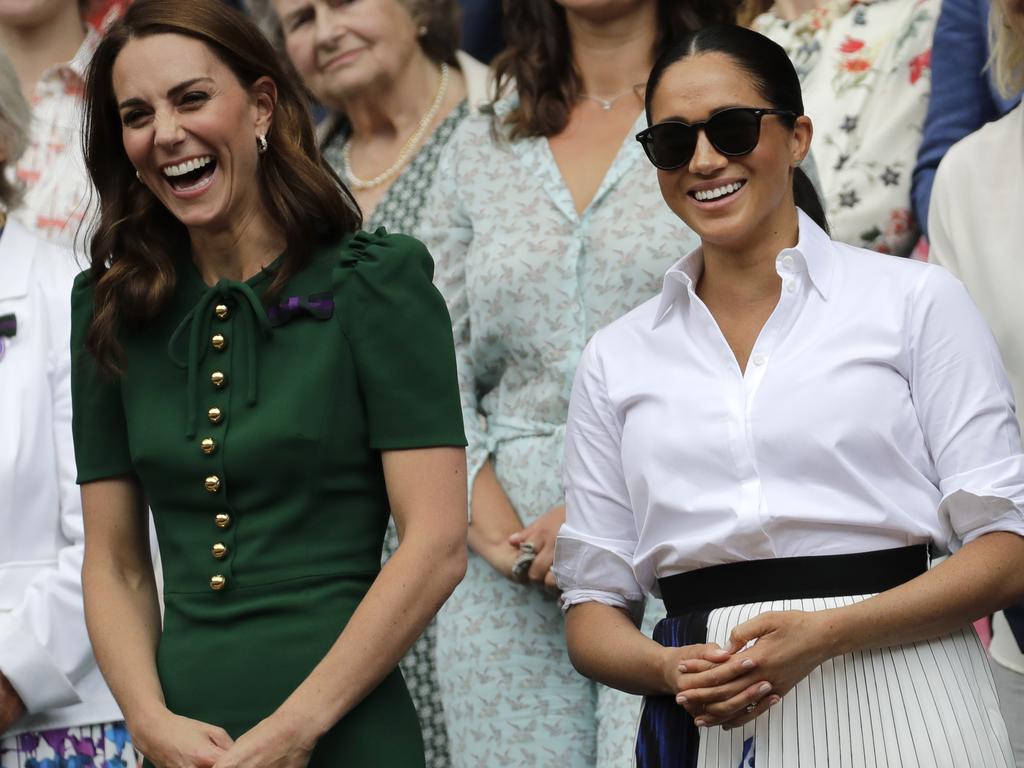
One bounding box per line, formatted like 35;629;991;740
342;62;450;191
580;82;646;111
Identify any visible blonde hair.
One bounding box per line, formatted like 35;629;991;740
990;0;1024;98
0;46;30;210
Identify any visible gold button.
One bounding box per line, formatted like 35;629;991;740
204;475;221;493
210;371;226;388
214;304;230;320
208;407;222;424
201;437;216;455
212;543;228;560
210;574;226;591
215;512;231;529
211;333;226;351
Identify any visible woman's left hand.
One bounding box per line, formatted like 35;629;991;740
677;610;840;729
509;504;566;592
211;712;316;768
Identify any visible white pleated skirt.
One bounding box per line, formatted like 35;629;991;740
637;595;1015;768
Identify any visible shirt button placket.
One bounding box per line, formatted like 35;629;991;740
204;298;234;592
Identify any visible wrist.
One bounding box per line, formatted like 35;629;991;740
655;645;679;696
817;606;854;660
274;700;329;747
125;701;172;752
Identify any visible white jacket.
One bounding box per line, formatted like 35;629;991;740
0;219;122;735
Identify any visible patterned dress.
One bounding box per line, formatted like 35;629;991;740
419;98;699;767
1;723;137;768
753;0;939;256
320;101;469;768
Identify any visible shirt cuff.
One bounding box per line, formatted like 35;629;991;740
559;589;645;625
0;623;81;714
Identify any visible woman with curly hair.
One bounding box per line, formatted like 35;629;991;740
72;1;468;765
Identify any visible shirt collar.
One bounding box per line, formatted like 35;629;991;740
651;207;835;329
0;220;37;301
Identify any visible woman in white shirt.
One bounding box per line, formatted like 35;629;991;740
555;24;1024;767
928;0;1024;762
0;49;135;767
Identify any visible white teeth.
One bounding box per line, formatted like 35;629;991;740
163;156;213;178
694;182;743;202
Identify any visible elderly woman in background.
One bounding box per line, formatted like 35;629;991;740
0;48;135;768
419;1;737;765
929;0;1024;761
750;0;939;256
248;2;489;764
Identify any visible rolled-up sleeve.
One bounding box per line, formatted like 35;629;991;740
908;266;1024;547
555;336;645;622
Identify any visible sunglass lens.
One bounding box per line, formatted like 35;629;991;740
647;123;697;169
707;109;761;155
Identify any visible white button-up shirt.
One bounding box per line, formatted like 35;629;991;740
555;210;1024;615
0;220;121;734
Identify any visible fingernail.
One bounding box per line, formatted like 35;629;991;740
768;695;781;705
758;683;772;695
741;659;755;669
676;694;687;704
694;719;707;728
678;662;688;672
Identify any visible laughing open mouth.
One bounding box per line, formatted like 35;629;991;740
162;155;218;192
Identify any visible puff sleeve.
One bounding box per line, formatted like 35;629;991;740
338;230;467;451
70;271;134;482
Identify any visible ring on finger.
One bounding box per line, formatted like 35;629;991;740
744;702;757;713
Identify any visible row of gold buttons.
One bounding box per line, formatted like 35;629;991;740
206;302;230;591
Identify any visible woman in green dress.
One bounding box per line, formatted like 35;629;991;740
70;1;468;767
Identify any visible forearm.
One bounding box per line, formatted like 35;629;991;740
82;548;165;729
565;602;672;696
828;532;1024;657
275;532;467;739
467;460;522;559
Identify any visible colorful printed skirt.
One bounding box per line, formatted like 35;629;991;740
636;547;1015;767
0;722;136;768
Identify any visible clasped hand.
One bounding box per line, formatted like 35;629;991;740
667;610;837;730
506;504;565;592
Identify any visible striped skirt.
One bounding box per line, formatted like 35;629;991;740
636;548;1015;768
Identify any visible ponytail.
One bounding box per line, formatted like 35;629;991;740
793;166;829;234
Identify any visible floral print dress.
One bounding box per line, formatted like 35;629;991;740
1;723;136;768
753;0;939;256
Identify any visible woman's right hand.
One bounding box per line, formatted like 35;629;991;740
132;708;235;768
660;643;734;696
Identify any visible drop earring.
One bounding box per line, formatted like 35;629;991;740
257;134;268;154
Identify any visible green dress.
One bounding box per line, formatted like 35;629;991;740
69;230;466;767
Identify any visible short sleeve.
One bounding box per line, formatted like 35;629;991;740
339;230;467;451
907;265;1024;547
555;336;645;622
70;271;134;483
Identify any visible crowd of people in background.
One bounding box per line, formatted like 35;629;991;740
1;0;1023;766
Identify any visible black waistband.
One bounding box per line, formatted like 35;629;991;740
658;545;928;618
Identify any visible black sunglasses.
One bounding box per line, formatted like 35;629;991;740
635;107;797;170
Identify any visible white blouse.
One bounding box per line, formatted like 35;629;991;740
554;210;1024;616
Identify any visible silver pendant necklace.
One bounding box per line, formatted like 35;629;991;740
580;82;646;111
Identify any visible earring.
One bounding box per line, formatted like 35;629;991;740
418;24;427;37
136;170;142;182
257;134;268;154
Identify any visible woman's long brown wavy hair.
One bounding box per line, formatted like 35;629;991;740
492;0;740;139
82;0;362;373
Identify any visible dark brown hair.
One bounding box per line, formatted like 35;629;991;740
82;0;361;373
492;0;739;140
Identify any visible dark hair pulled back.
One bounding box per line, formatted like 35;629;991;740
644;24;828;233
